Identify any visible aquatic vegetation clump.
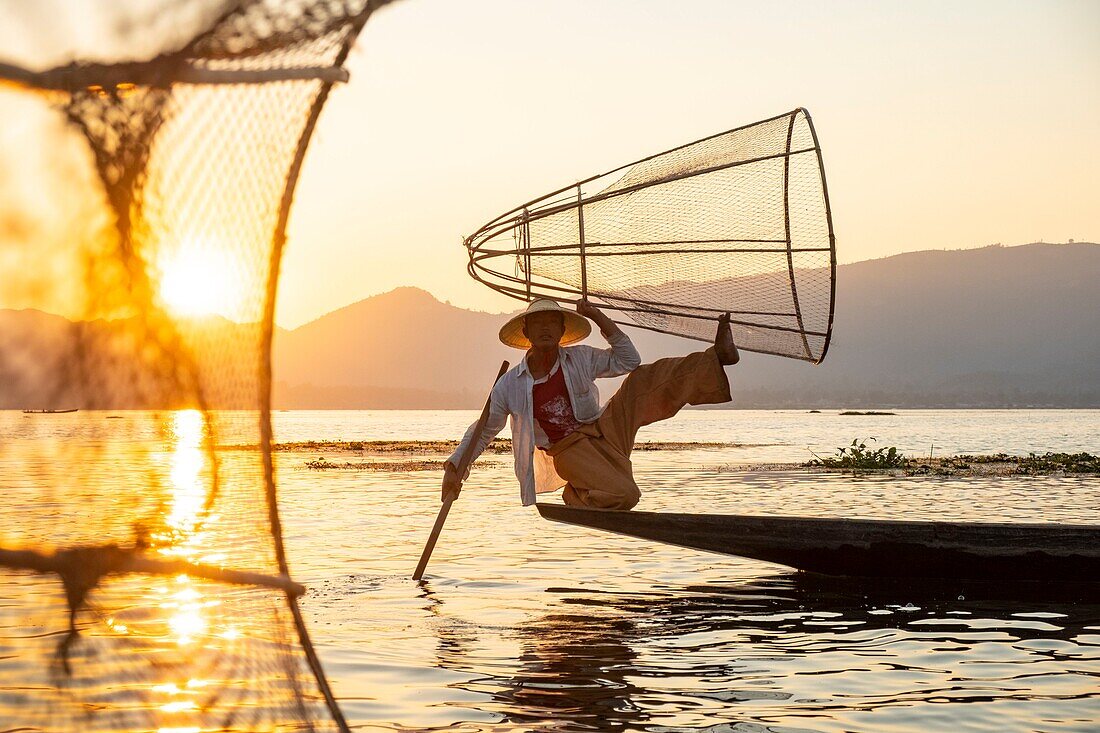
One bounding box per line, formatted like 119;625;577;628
806;438;909;471
302;458;499;472
1015;452;1100;475
905;456;975;476
804;450;1100;477
955;453;1015;464
232;439;753;454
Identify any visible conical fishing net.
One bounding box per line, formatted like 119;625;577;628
0;1;393;730
465;109;836;363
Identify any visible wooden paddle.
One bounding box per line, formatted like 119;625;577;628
412;360;509;580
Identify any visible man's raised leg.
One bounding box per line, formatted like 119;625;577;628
597;315;737;457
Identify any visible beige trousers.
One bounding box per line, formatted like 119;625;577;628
545;347;731;510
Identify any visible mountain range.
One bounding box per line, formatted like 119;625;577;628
2;242;1097;409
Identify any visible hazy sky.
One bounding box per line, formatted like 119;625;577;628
277;0;1099;326
2;0;1098;327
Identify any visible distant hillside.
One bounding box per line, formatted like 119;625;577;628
743;241;1100;407
272;287;512;407
628;242;1100;407
269;243;1099;408
2;243;1098;408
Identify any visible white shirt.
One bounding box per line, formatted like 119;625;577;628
448;331;641;506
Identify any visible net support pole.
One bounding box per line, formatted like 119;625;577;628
576;185;587;299
522;208;531;300
782;111;812;359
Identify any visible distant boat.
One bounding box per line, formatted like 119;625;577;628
21;409;79;414
536;504;1100;583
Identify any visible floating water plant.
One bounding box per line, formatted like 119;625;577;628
806;438;909;470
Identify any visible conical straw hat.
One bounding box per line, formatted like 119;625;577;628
498;299;591;349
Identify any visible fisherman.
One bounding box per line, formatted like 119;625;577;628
442;299;739;510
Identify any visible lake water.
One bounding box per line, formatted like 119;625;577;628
1;409;1098;731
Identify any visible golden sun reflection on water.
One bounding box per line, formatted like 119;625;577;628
135;410;281;728
150;411;219;726
161;409;209;553
156;412;215;655
162;576;210;646
1;410;318;729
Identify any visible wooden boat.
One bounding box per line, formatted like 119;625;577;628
536;504;1100;583
22;409;79;414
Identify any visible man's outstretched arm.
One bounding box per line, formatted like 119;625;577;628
441;382;508;501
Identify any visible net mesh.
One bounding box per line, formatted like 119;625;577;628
465;109;836;363
0;1;391;730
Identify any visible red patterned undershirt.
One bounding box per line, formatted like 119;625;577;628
532;361;582;444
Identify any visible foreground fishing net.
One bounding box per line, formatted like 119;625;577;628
465;109;836;362
0;1;393;729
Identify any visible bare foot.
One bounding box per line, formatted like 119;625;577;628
715;312;740;365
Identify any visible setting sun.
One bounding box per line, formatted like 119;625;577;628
157;247;235;318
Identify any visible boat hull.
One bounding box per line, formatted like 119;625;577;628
535;504;1100;583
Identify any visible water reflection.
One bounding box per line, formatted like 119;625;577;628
418;573;1100;731
1;410;328;729
417;583;639;729
500;615;644;729
148;411;217;728
147;413;207;657
164;409;208;543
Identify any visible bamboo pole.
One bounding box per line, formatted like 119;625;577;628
412;360;510;580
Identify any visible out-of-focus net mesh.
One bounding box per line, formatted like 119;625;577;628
0;1;391;730
465;109;836;362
